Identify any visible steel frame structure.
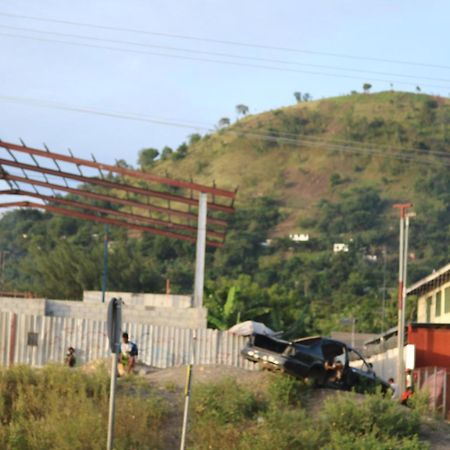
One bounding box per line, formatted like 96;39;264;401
0;140;236;247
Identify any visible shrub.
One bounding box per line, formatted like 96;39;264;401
267;374;309;407
192;378;262;425
0;365;169;450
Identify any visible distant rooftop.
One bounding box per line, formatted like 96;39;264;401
406;262;450;297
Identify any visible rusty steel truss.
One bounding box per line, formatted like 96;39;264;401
0;140;237;247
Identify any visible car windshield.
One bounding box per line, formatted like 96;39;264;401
348;348;372;372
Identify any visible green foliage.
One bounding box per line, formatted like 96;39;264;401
160;146;173;160
1;92;449;337
192;378;261;425
236;104;249;116
138;147;159;168
0;365;169;450
267;374;309;407
190;378;429;450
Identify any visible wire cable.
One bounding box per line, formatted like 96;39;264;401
1;24;449;85
2;31;449;91
1;94;449;167
1;11;449;70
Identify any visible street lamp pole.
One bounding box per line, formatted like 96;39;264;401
393;203;412;393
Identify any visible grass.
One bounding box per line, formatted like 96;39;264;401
0;365;169;450
189;375;431;450
0;365;438;449
150;91;449;238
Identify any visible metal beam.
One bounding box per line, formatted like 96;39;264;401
1;173;228;227
0;189;225;239
0;157;234;213
0;140;236;199
0;201;224;247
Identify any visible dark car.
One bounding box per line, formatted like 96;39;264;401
241;333;389;393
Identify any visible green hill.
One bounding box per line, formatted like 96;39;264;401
154;91;449;235
0;91;449;336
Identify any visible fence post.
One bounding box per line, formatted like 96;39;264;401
8;313;17;367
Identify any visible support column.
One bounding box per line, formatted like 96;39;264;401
193;193;207;308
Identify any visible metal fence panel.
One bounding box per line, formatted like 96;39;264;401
0;313;255;371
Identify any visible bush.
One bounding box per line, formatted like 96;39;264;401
0;365;169;450
192;378;262;425
267;374;309;407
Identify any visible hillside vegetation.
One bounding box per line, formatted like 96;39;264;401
0;91;449;336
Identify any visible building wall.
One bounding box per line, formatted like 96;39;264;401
417;281;450;323
0;295;207;329
408;324;450;369
0;297;46;315
83;291;192;309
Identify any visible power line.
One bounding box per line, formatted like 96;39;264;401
1;94;449;168
2;23;450;85
2;31;449;91
1;11;449;71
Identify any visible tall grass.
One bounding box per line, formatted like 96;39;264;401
189;376;429;450
0;365;169;450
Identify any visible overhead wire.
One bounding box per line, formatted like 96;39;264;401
2;31;449;91
0;11;449;70
1;94;449;168
1;23;449;85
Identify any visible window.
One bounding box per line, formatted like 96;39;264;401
435;291;442;317
445;287;450;314
426;296;432;322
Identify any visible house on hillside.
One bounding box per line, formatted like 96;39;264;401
406;262;450;323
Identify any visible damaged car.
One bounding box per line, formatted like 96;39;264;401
241;333;389;393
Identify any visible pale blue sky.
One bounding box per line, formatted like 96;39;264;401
0;0;449;168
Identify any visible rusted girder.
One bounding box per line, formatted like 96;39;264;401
0;140;235;199
0;189;226;239
0;157;234;213
2;173;228;227
0;201;224;247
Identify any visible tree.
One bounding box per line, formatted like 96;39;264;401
302;93;312;102
188;133;202;145
293;92;302;103
160;146;173;160
218;117;231;128
235;104;249;116
138;148;159;168
363;83;372;94
416;86;421;93
172;143;188;160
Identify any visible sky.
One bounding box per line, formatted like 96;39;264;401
0;0;449;169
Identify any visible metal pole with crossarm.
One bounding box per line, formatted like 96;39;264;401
393;203;412;393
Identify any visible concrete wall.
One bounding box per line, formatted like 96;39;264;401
363;345;415;381
83;291;193;309
0;293;206;329
0;297;46;315
0;311;254;370
44;299;207;329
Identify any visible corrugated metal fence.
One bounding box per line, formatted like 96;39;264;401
0;312;254;370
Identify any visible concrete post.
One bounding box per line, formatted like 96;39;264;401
193;193;207;308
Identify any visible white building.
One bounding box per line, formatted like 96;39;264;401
406;262;450;323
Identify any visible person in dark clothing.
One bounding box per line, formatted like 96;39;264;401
65;347;76;367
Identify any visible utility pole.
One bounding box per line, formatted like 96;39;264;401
193;193;207;308
102;224;109;304
393;203;413;393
